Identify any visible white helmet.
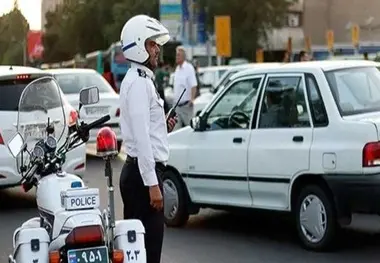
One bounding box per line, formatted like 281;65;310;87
120;15;170;63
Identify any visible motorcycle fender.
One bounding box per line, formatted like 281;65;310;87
13;227;49;263
114;219;146;263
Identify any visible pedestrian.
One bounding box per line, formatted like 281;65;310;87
364;52;369;60
282;51;290;62
299;50;311;62
173;45;198;130
102;61;118;93
118;14;177;263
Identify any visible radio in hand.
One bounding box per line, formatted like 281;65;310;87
166;89;186;121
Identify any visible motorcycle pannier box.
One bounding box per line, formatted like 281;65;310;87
114;220;146;263
13;227;50;263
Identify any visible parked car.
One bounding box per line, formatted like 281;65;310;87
46;68;123;152
0;66;86;188
165;65;231;109
193;63;283;117
162;60;380;251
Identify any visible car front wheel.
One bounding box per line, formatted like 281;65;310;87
295;184;338;251
162;170;189;227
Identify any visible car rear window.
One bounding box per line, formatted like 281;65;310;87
0;79;35;111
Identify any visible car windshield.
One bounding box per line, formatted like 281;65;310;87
54;72;114;94
325;66;380;116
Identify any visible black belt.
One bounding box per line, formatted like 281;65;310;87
126;155;166;170
177;100;189;107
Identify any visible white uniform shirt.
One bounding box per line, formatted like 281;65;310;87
173;60;198;104
119;62;169;186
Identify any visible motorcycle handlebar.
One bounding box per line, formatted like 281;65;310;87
83;114;110;131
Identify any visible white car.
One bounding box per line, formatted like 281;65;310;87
0;66;86;188
193;63;283;116
162;60;380;251
46;68;123;152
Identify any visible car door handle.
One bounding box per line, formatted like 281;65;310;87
233;137;243;143
293;136;303;142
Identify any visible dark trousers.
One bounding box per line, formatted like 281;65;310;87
119;158;165;263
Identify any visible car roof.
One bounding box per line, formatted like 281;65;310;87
44;68;98;75
0;65;49;78
232;60;379;80
198;65;232;72
230;63;285;80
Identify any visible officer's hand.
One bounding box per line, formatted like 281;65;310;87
149;185;163;211
167;116;177;133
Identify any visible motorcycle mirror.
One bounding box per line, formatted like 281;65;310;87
79;86;100;111
7;132;25;158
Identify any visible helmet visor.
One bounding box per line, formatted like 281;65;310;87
150;33;170;46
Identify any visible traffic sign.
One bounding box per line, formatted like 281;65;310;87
214;16;231;57
351;24;360;47
326;30;334;51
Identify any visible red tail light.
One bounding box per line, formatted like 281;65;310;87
0;132;4;145
363;142;380;167
116;108;120;117
65;225;104;246
68;109;79;127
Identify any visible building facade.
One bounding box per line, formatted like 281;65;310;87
303;0;380;46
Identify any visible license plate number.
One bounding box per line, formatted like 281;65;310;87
86;107;109;116
67;246;108;263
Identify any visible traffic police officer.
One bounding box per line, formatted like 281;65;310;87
118;15;177;263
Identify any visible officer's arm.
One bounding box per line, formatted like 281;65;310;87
126;79;158;186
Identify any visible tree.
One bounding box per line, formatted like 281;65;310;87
0;5;29;65
200;0;293;59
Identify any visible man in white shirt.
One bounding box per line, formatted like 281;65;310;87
172;46;198;130
118;15;177;263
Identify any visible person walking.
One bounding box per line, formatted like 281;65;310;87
118;14;177;263
172;46;198;130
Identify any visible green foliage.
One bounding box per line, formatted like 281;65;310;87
42;0;292;62
0;8;29;65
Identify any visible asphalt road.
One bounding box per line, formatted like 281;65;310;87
1;149;380;263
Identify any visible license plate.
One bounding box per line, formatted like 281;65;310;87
62;188;100;210
23;124;46;139
67;246;108;263
85;107;109;116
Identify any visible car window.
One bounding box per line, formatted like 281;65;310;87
206;77;262;130
305;74;328;127
325;66;380;116
258;76;311;128
54;72;114;94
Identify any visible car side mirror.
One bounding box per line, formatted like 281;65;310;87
190;116;200;130
79;86;100;111
7;133;25;158
190;116;206;131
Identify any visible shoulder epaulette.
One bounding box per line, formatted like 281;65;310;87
137;68;147;78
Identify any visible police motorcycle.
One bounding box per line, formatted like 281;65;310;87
7;76;147;263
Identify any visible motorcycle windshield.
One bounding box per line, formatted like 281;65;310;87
17;77;66;163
